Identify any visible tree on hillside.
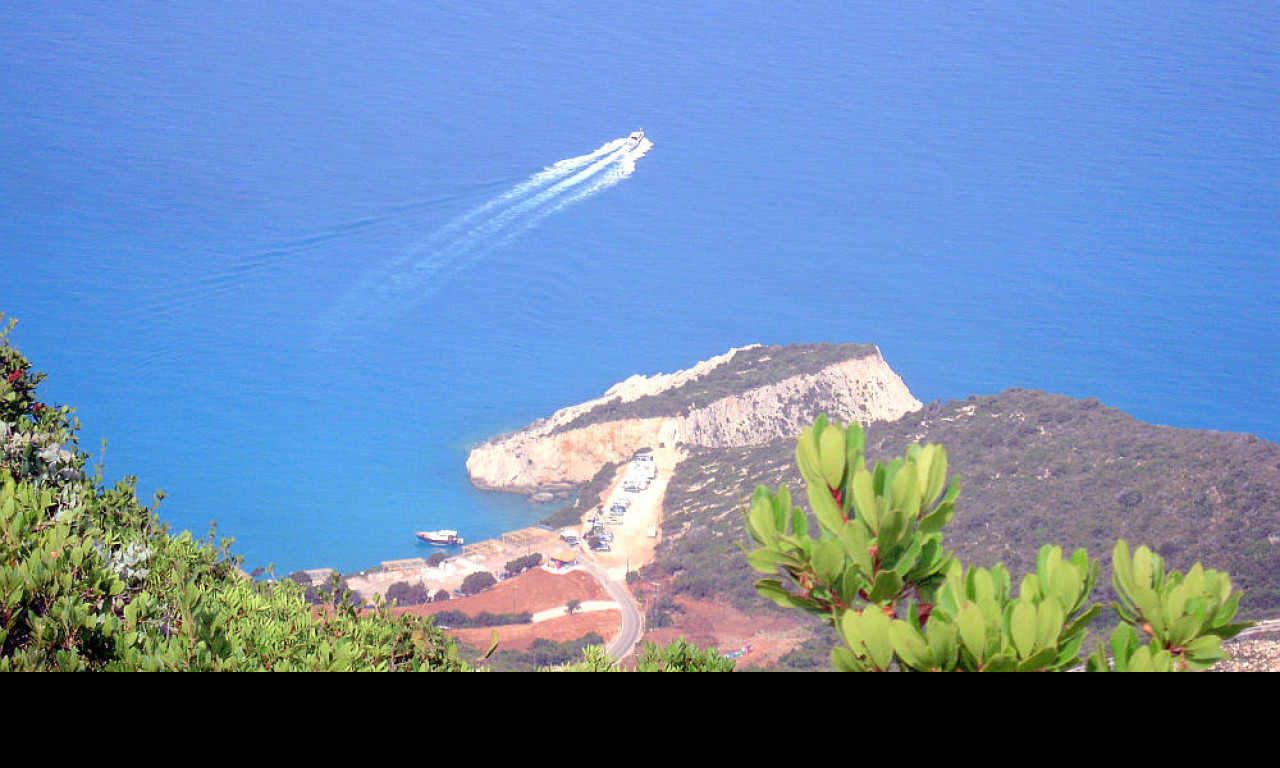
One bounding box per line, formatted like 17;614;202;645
504;553;542;577
386;581;431;607
743;415;1252;671
460;571;497;597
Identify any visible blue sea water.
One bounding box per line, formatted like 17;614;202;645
2;2;1276;575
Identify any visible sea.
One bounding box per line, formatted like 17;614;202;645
2;2;1276;576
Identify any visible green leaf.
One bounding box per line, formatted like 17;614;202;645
845;420;866;451
1010;602;1037;659
1015;646;1060;672
841;608;893;671
746;490;779;545
1132;545;1155;590
957;604;988;663
923;444;948;507
1167;614;1201;650
918;493;955;535
754;580;811;611
925;616;957;671
876;507;907;555
1183;635;1226;668
789;500;807;539
812;540;845;586
773;484;793;531
1035;600;1064;650
1112;540;1134;592
746;548;798;574
866;569;903;603
831;645;863;672
481;630;500;661
849;469;879;532
806;479;845;535
838;519;875;577
1109;623;1139;671
890;620;934;670
818;422;846;489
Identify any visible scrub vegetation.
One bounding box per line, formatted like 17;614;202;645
551;343;879;433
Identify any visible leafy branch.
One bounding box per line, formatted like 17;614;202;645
744;415;1251;671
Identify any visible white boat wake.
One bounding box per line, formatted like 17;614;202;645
322;133;653;344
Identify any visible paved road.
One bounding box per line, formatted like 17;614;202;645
1239;618;1280;638
581;557;642;661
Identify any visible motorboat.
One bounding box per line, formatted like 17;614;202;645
626;129;645;149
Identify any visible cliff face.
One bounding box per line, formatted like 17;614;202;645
466;345;922;493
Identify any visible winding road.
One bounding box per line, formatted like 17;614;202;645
581;557;643;661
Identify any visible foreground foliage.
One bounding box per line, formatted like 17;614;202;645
744;415;1251;671
0;316;468;671
563;639;735;672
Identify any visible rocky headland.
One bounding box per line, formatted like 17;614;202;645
465;343;923;495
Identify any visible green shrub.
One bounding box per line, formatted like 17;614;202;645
0;316;467;672
459;571;497;596
504;553;543;577
385;581;431;607
744;415;1252;671
430;610;532;628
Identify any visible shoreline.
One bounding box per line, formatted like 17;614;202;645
340;447;680;609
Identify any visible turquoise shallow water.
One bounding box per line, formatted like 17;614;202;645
2;2;1276;574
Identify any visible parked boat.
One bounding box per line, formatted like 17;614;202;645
416;529;464;545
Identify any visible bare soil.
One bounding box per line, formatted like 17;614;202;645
396;568;608;617
450;613;620;654
392;567;618;652
636;588;811;668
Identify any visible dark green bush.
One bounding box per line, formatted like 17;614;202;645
459;571;497;596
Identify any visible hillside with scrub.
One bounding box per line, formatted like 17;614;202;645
643;390;1277;668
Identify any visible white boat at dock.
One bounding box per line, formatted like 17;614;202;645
415;529;464;545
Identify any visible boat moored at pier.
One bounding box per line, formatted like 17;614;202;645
415;529;464;545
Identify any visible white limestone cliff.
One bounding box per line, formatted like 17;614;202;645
466;345;922;493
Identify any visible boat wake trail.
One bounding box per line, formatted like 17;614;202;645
322;133;653;345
